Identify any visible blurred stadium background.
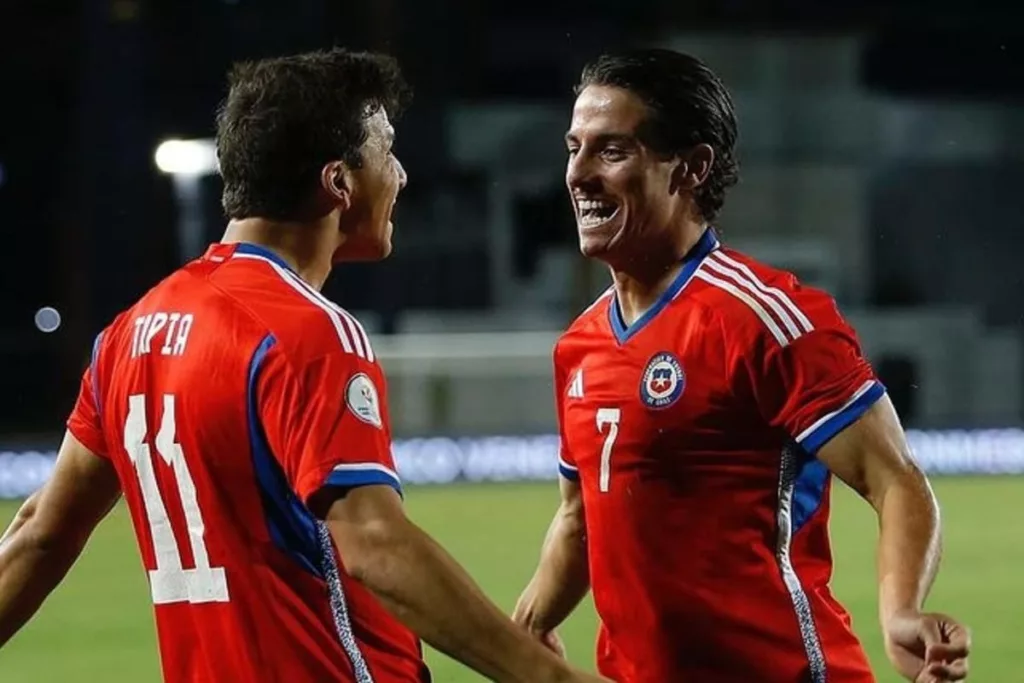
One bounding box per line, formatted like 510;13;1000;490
2;0;1023;681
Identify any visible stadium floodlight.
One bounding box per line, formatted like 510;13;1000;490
154;138;218;177
154;138;218;262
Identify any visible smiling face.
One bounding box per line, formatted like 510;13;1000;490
332;108;407;262
565;84;691;266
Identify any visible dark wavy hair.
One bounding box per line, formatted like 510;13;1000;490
577;49;739;222
216;48;412;220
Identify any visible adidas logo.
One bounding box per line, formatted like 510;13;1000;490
567;368;584;399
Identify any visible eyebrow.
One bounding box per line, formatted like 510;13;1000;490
564;132;635;145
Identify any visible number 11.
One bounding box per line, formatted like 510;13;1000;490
124;394;229;605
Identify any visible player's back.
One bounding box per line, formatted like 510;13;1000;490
77;243;427;683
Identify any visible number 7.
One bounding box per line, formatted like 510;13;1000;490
596;408;621;493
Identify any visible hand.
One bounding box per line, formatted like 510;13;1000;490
512;593;565;658
884;609;970;681
539;629;566;658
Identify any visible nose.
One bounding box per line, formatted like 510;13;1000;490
565;150;594;192
395;156;408;189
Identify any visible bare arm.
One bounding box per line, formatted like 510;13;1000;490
0;431;121;647
817;395;940;624
513;476;590;637
0;491;41;547
318;485;605;683
818;395;970;681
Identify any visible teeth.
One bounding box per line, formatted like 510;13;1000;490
577;199;615;212
576;199;618;228
580;211;615;228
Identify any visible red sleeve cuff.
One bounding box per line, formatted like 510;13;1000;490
66;418;109;459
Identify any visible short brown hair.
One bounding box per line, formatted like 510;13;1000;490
216;48;412;220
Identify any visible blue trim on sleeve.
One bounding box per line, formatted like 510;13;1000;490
90;331;104;417
246;334;323;577
798;381;887;455
324;467;403;498
558;463;580;481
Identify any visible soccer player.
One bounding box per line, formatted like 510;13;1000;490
0;48;608;683
513;49;971;682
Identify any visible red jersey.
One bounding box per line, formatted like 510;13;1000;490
555;228;883;683
66;242;430;683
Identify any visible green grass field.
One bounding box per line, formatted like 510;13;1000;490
0;477;1018;682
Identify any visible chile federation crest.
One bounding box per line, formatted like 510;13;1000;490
640;352;685;409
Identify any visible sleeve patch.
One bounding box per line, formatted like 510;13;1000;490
345;373;383;429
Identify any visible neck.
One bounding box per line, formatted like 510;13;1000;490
221;215;339;290
610;220;707;327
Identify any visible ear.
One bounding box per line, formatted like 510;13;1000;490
671;143;715;193
320;161;354;213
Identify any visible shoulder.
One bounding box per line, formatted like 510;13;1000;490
260;296;378;382
210;255;378;371
250;295;383;425
564;286;613;338
555;286;613;365
693;246;849;350
88;309;135;378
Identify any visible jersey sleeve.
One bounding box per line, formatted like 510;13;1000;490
258;347;401;504
65;332;109;457
553;343;578;481
750;291;886;455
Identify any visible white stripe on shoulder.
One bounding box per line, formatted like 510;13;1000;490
335;307;375;363
711;252;814;334
279;268;377;362
337;308;367;359
270;266;376;363
694;268;790;346
703;255;802;341
233;252;358;356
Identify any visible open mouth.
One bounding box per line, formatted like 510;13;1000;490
576;199;620;229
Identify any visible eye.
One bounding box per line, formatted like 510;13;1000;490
566;146;579;157
601;147;627;161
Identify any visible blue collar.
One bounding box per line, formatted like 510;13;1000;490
609;227;720;345
232;242;297;273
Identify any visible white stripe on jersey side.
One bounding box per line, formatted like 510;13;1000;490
702;256;804;341
711;252;814;334
315;522;375;683
693;269;790;346
776;445;828;683
233;253;370;359
794;379;876;445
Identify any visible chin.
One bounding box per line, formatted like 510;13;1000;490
334;223;394;262
577;227;618;261
578;239;605;259
334;242;391;263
